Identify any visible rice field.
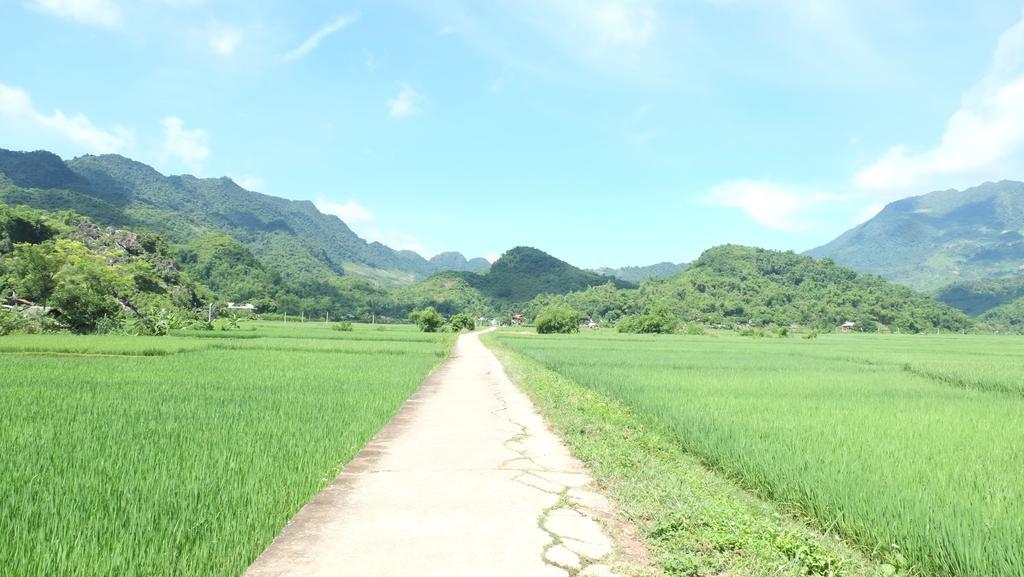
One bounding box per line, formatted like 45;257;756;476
0;322;452;577
491;331;1024;577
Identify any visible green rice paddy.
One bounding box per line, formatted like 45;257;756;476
0;322;452;577
492;331;1024;577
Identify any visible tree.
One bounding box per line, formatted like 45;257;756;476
535;305;580;334
617;302;679;334
410;307;444;332
49;240;132;332
3;241;62;304
448;313;476;332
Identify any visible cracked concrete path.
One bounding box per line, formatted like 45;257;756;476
244;329;623;577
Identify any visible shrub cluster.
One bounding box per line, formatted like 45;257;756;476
535;305;580;334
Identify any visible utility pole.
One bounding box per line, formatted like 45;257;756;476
326;311;330;324
284;312;287;324
208;302;213;322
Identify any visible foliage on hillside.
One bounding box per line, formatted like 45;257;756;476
392;271;494;317
526;246;974;333
0;147;489;286
979;297;1024;333
176;234;280;305
392;247;636;316
471;246;634;303
935;275;1024;316
592;261;688;284
0;203;206;334
808;181;1024;291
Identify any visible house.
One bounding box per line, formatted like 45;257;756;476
226;302;256;311
511;313;526;326
840;321;856;332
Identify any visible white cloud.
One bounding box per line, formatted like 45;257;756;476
315;198;374;225
388;85;422;119
854;11;1024;195
0;83;133;153
160;116;209;172
208;23;242;56
588;1;656;47
528;0;656;48
315;197;430;256
519;0;658;68
705;180;842;231
29;0;122;28
282;13;359;62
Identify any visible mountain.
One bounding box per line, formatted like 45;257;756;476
592;262;688;284
0;148;485;286
526;245;973;332
669;245;971;331
471;246;634;303
401;246;635;312
429;251;491;274
807;181;1024;292
392;271;494;317
934;275;1024;316
980;296;1024;333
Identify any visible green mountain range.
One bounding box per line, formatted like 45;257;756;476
0;148;487;286
807;181;1024;292
934;276;1024;316
397;247;635;314
527;245;973;332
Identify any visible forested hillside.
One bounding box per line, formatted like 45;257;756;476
934;276;1024;316
0;203;207;334
592;261;688;283
980;297;1024;332
527;246;975;333
808;181;1024;291
0;148;487;285
398;247;635;314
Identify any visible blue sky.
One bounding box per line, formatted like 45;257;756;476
2;1;1024;267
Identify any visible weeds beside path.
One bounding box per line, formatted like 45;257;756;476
484;334;890;577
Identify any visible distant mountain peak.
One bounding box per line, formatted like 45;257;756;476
808;180;1024;291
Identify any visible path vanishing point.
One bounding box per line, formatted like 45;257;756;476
244;329;627;577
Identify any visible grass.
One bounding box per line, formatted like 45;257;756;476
0;321;452;577
486;331;1024;577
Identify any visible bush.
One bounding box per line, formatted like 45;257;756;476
535;305;580;334
617;303;679;334
409;307;444;333
0;309;65;334
332;321;354;332
448;313;475;332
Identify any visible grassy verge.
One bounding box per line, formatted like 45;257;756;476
484;333;890;577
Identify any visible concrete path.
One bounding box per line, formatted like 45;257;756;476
244;330;624;577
